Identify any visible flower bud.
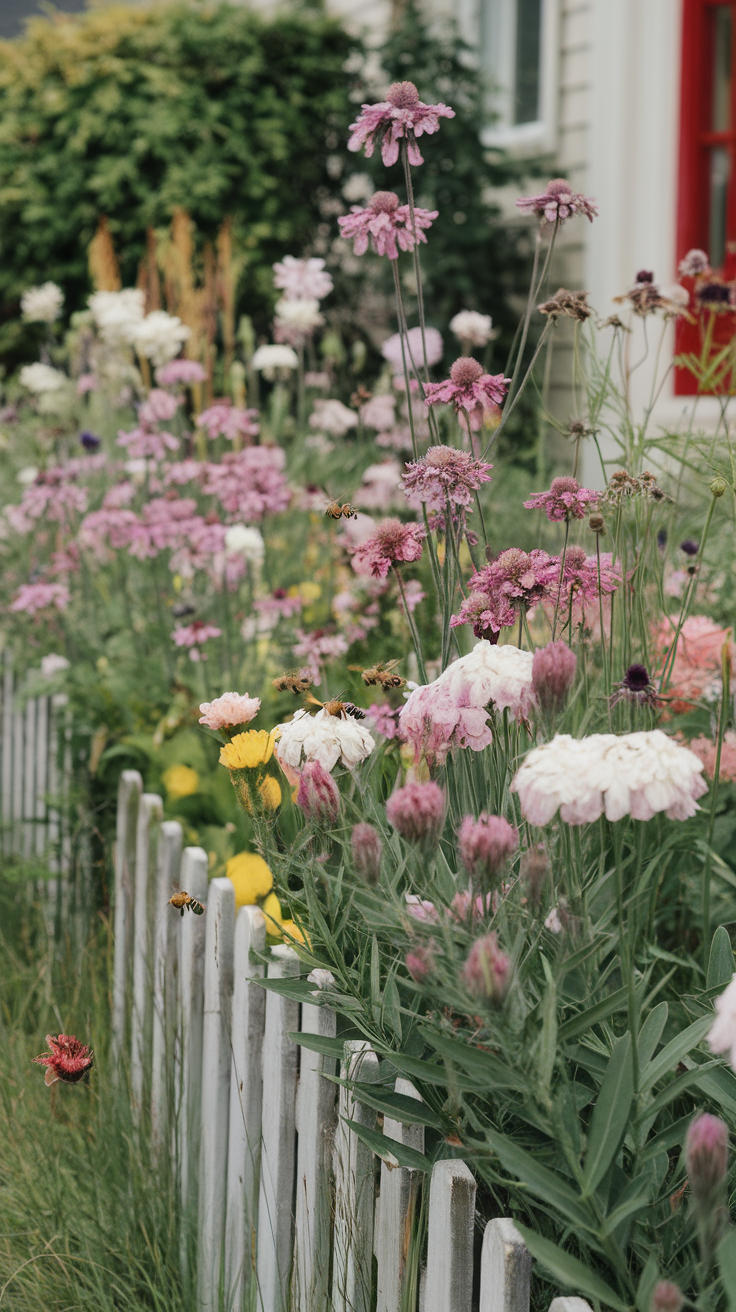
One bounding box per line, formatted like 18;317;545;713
651;1282;684;1312
406;942;435;983
458;813;518;887
588;513;606;534
461;931;511;1002
685;1112;728;1205
351;822;383;884
532;640;577;713
386;781;445;847
710;476;727;497
296;760;340;826
521;844;549;907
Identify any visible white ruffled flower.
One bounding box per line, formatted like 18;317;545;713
17;466;39;485
276;708;375;773
708;973;736;1071
342;173;374;204
89;289;145;345
275;297;324;334
132;311;191;367
21;282;64;324
40;653;70;678
307;967;336;994
251;344;299;377
449;310;494;347
442;642;536;718
224;524;265;567
511;729;708;827
308;398;357;437
19;363;68;394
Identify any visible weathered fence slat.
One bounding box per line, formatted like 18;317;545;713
225;904;267;1312
198;877;236;1312
376;1078;424;1312
1;657;13;855
34;693;48;858
130;793;163;1108
293;998;337;1312
332;1039;379;1312
111;771;143;1063
176;846;209;1281
256;944;300;1312
424;1160;476;1312
23;695;35;858
479;1218;531;1312
12;697;23;853
151;819;183;1147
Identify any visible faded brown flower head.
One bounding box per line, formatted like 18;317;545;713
598;314;629;331
538;289;592;322
588;513;606;534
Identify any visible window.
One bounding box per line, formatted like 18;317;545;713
675;0;736;394
479;0;559;152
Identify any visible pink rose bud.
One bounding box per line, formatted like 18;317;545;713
532;640;577;713
406;942;435;983
685;1112;728;1205
460;931;511;1002
458;813;518;887
651;1283;684;1312
296;760;340;826
386;781;445;846
351;822;383;884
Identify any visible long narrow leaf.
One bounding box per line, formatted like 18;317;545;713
582;1032;634;1195
514;1224;630;1310
343;1117;432;1172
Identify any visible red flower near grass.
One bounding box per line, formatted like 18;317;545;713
33;1033;94;1086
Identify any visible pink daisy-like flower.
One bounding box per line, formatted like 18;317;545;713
523;476;598;522
196;403;260;443
272;255;334;301
402;445;493;510
198;691;261;731
11;582;71;614
351;517;425;579
33;1033;94;1087
515;178;598;225
155;358;208;387
172;621;222;659
423;358;509;431
347;80;455;168
338;191;438;261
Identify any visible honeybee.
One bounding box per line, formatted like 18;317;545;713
358;659;405;690
325;500;358;520
307;693;366;720
169;890;205;917
273;668;313;695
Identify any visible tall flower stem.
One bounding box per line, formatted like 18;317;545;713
702;644;731;971
394;566;427;684
551;520;570;642
659;490;719;693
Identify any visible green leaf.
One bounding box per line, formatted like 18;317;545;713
635;1255;660;1312
708;926;735;992
343;1118;432;1173
424;1030;528;1092
376;1051;454;1088
344;1081;443;1129
693;1063;736;1119
539;978;557;1094
640;1059;721;1123
514;1225;630;1310
582;1032;634;1195
289;1031;348;1060
600;1173;653;1238
637;1003;668;1070
640;1015;712;1093
717;1229;736;1312
370;934;381;1025
558;987;629;1041
382;967;402;1042
480;1127;594;1231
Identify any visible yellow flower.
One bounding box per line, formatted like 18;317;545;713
261;891;283;936
220;728;280;770
226;851;273;906
282;918;310;948
162;764;200;800
258;775;282;810
295;581;321;603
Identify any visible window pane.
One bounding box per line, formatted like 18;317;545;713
711;4;732;132
709;145;731;266
514;0;542;124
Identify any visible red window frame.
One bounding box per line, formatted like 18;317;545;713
675;0;736;394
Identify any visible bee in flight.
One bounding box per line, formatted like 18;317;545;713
307;692;366;720
357;659;406;690
325;500;358;520
169;890;205;917
273;668;313;695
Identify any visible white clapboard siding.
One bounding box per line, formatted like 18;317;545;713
375;1078;424;1312
293;999;337;1312
257;945;300;1312
479;1219;532;1312
176;846;209;1283
225;904;267;1312
425;1160;477;1312
151;819;183;1148
198;877;236;1312
131;793;164;1109
112;771;143;1063
332;1039;379;1312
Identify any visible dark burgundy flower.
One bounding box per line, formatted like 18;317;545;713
33;1033;94;1086
680;539;699;556
80;430;101;451
611;663;659;709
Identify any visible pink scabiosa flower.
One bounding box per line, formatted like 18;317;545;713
33;1033;94;1086
198;691;261;732
424;358;509;431
688;730;736;783
347;80;455;167
707;973;736;1069
367;703;402;739
451;548;553;638
351;517;424;579
296;759;341;826
272;255;334;301
523;476;598;522
196;403;259;443
202;447;290;521
402;445;493;510
155;358;208;387
382;326;444;373
650;1283;684;1312
291;628;349;686
678;248;711;278
532;641;577;713
172;620;222;662
406;941;435;984
458;814;518;888
11;582;70;614
338;191;438;261
550;545;621;623
351;822;383;884
685;1113;728;1206
461;932;511;1002
515;178;598;225
386;781;445;846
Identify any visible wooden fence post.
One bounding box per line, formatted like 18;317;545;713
130;792;163;1109
111;771;142;1064
424;1160;476;1312
151;819;183;1148
293;999;337;1312
198;877;235;1312
479;1218;531;1312
256;944;300;1312
332;1039;379;1312
225;904;267;1312
375;1078;424;1312
176;846;209;1286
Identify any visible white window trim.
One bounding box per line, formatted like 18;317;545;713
478;0;561;156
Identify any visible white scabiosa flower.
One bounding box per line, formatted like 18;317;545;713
224;524;265;567
308;398;358;437
449;310;494;347
19;362;68;394
274;297;324;333
708;973;736;1071
251;344;299;377
511;729;708;827
89;288;145;345
132;311;191;367
21;282;64;324
275;708;375;774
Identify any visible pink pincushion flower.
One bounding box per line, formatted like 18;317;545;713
360;393;396;430
351;517;424;579
9;473;88;532
338;191;438;261
452;548;554;637
367;703;402;739
155;359;208;387
198;691;261;731
11;582;70;614
458;814;518;886
252;589;303;622
515;178;598;225
196;403;260;443
117;426;179;461
688;731;736;783
461;932;511;1002
291;629;349;686
549;546;621;623
532;641;577;712
297;759;341;826
202;448;289;521
138;388;179;427
423;358;509;431
382;327;443;372
33;1033;94;1086
678;248;711;278
272;255;333;301
172;621;222;647
163;459;203;487
523;476;598;522
402;445;493;510
348;80;455;167
387;781;445;845
79;507;138;554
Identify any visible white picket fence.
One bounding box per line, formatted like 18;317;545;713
113;769;594;1312
0;654;70;867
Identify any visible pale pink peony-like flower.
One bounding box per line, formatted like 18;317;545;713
351;517;424;579
515;178;598;225
272;255;334;301
352;822;383;883
524;476;598;522
386;781;445;845
532;641;577;712
196;403;259;443
338;191;438;261
360;393;396;431
450;310;494;348
11;582;70;614
402;445;492;510
461;932;511;1002
198;691;261;731
348;80;455;168
424;357;509;431
297;760;341;825
458;814;518;886
309;398;357;437
688;731;736;783
685;1113;728;1205
654;615;736;713
382;326;443;373
707;972;736;1070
